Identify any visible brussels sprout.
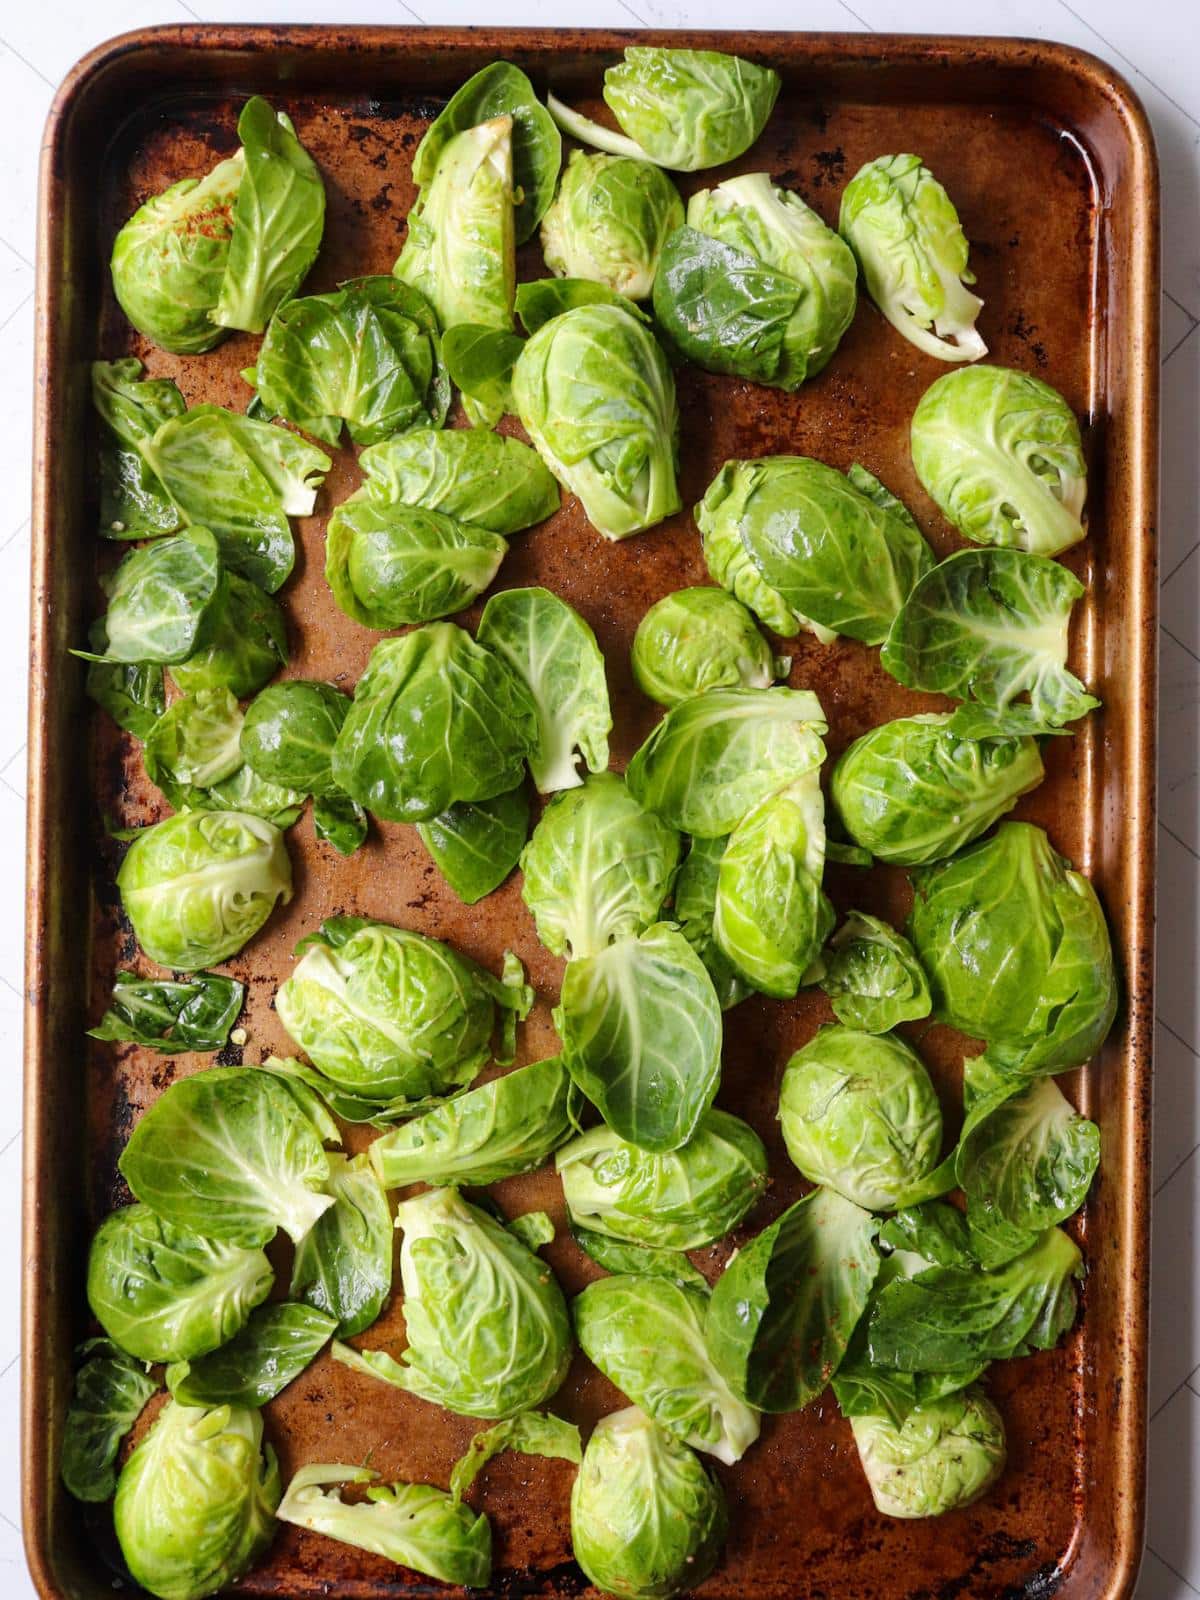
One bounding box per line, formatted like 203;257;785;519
413;62;561;245
478;586;612;794
706;1186;881;1412
908;822;1117;1070
239;680;350;797
631;586;787;707
820;912;932;1033
712;773;834;998
556;924;722;1154
167;1303;337;1409
654;176;857;390
370;1056;579;1188
88;970;243;1053
557;1110;767;1251
61;1341;158;1503
331;624;538;823
168;571;287;700
117;809;291;969
334;1186;571;1418
571;1407;727;1600
868;1225;1083;1371
541;150;683;299
357;427;560;533
418;785;530;904
838;154;986;363
779;1026;944;1209
912;365;1087;556
450;1412;581;1501
512;301;681;541
551;45;780;171
276;1464;491;1587
576;1276;758;1465
276;917;532;1106
672;835;751;1010
290;1152;394;1337
114;1400;280;1600
850;1388;1006;1519
694;457;934;645
627;685;826;838
118;1067;333;1248
111;156;243;354
830;711;1044;866
92;359;186;538
82;526;222;665
250;276;448;446
955;1074;1099;1233
521;772;680;959
396;116;516;332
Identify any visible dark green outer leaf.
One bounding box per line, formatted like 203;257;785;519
313;793;369;856
168;1301;337;1407
61;1341;158;1502
515;276;648;335
878;1203;977;1269
85;631;165;738
571;1225;707;1289
418;785;530;904
290;1153;394;1337
240;679;351;797
442;325;523;422
88;970;244;1052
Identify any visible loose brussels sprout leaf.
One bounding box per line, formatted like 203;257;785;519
878;1203;977;1269
169;571;288;701
839;154;987;363
86;643;166;738
965;1202;1041;1271
119;1066;333;1248
358;426;560;534
571;1407;727;1600
144;686;244;802
571;1225;708;1289
167;1303;337;1408
478;587;611;794
515;274;647;334
115;1400;280;1600
83;526;222;665
140;405;331;593
830;711;1044;867
713;773;834;998
508;1210;556;1250
542;150;684;300
955;1075;1099;1233
188;763;306;828
326;496;507;629
695;457;934;645
117;809;292;970
576;1277;760;1465
826;839;874;867
881;548;1099;731
627;685;826;838
110;156;243;354
334;1186;571;1419
92;359;186;537
276;1464;491;1587
672;836;750;1010
556;923;722;1154
706;1187;881;1412
909;822;1117;1070
450;1412;582;1502
413;62;561;245
853;1389;1006;1520
631;586;786;708
912;365;1088;555
370;1056;578;1189
779;1026;943;1210
512;301;680;541
212;97;325;334
87;1204;273;1364
252;276;448;445
290;1153;394;1337
868;1225;1083;1371
61;1341;158;1502
397;116;516;332
276;918;530;1105
313;793;369;856
820;912;932;1033
332;624;538;823
417;784;530;904
254;1056;343;1148
88;969;244;1053
521;774;679;959
558;1109;767;1251
442;323;523;425
240;680;350;797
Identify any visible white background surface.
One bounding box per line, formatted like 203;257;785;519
1;1;1195;1595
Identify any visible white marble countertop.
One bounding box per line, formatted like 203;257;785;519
2;2;1196;1594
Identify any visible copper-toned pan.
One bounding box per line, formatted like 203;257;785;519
24;26;1159;1599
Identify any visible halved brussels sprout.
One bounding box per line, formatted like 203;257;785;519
820;912;932;1034
631;586;787;707
779;1026;943;1209
850;1388;1006;1518
114;1401;280;1600
910;363;1087;556
541;149;683;299
830;711;1044;866
839;154;986;363
908;822;1117;1071
570;1407;727;1600
512;300;680;541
